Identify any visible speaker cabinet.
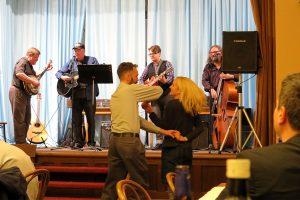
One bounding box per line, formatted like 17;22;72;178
100;121;111;148
222;31;258;73
192;125;208;150
192;114;209;150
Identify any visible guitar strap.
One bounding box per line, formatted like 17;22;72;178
154;60;163;77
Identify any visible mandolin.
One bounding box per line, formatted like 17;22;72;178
23;59;52;96
26;93;48;144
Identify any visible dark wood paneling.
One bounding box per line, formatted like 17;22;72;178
35;149;235;199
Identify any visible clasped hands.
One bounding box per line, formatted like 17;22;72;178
168;130;188;142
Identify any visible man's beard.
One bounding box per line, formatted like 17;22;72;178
212;54;222;63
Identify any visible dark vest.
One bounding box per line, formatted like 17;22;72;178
147;60;172;92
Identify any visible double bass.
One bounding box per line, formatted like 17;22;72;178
211;79;238;150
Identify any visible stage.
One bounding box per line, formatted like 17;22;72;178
23;145;236;199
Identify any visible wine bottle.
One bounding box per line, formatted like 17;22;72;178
225;159;251;200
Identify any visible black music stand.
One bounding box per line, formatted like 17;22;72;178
78;64;113;105
77;64;113;150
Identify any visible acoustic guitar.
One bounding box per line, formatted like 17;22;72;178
57;71;79;98
146;66;173;86
23;59;52;96
27;93;48;144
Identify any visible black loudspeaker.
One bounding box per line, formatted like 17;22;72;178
100;121;111;148
192;125;208;150
222;31;258;73
192;114;209;150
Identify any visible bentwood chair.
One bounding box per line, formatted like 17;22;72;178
116;179;151;200
166;172;176;193
25;169;50;200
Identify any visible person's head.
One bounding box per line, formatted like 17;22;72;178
148;45;161;63
117;62;139;84
274;73;300;141
170;76;207;116
26;47;40;65
73;42;85;62
207;45;222;64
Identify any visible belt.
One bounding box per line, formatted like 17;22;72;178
112;132;139;138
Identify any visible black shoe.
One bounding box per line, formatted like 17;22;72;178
151;143;162;150
73;143;83;149
87;142;96;147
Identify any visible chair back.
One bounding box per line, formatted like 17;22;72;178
116;179;151;200
166;172;176;193
25;169;50;200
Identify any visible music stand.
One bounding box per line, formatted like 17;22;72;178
78;64;113;105
77;64;113;150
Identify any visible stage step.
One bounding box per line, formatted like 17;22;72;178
38;165;108;199
37;166;108;174
48;181;105;189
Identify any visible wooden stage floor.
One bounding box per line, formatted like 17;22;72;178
30;146;236;198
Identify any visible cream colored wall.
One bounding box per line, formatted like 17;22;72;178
275;0;300;96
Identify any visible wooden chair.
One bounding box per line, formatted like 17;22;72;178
166;172;176;193
25;169;50;200
116;179;151;200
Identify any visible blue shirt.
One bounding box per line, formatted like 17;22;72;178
55;56;100;99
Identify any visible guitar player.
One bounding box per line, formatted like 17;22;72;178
139;45;174;149
9;47;53;144
55;42;100;149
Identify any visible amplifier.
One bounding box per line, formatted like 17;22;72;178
67;98;110;109
100;121;111;148
96;99;110;108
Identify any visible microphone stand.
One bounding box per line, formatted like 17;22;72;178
70;58;77;148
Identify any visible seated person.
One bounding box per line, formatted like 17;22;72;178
218;73;300;200
0;140;38;200
0;166;28;200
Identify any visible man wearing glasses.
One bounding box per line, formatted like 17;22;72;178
139;45;174;149
202;45;238;101
56;42;100;148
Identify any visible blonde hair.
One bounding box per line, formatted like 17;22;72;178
174;76;207;116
